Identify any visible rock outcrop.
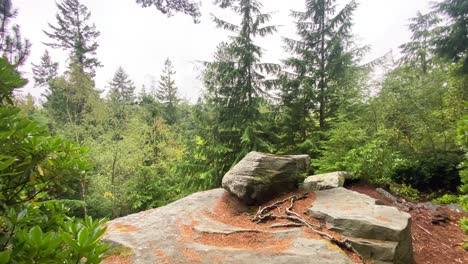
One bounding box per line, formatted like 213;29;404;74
103;161;414;264
103;189;353;264
307;188;414;264
221;151;310;205
303;171;346;190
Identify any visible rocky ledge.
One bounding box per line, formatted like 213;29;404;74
103;152;413;264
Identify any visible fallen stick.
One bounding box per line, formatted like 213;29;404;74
416;224;432;236
270;222;304;228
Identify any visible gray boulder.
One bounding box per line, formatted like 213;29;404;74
103;189;353;264
307;188;414;264
303;171;346;190
221;151;310;205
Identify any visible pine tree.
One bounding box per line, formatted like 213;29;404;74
31;50;59;87
399;12;439;74
44;0;100;75
0;0;30;67
109;67;136;105
156;58;179;124
283;0;358;130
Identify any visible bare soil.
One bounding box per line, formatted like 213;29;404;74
348;183;468;264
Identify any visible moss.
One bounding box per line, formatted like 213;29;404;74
103;244;134;258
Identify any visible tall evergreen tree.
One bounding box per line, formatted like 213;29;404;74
0;0;30;67
399;12;439;74
283;0;358;130
186;0;279;189
31;50;59;87
109;66;136;105
156;58;179;124
432;0;468;72
44;0;100;75
45;61;97;138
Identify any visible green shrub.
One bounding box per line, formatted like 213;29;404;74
433;194;459;204
389;183;420;201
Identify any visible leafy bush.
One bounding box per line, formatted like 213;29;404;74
391;153;462;192
0;202;108;263
389;183;420;201
433;194;460;204
0;56;109;263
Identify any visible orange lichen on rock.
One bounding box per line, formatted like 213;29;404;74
109;223;139;233
374;215;391;222
152;249;172;264
182;247;202;262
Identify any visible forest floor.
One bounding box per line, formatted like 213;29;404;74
348;183;468;264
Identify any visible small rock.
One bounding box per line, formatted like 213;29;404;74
302;171;346;191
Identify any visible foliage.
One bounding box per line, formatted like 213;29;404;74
389;183;420;201
44;0;101;75
0;55;108;263
432;0;468;72
460;217;468;251
0;57;26;105
0;202;108;263
282;0;359;130
399;11;439;73
0;0;30;67
461;217;468;234
108;67;136;105
31;50;59;87
135;0;201;22
433;194;468;211
156;58;179;124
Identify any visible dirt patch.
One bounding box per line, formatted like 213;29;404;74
348;182;468;264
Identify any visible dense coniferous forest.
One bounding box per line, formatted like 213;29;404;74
0;0;467;262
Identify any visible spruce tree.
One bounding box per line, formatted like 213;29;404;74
32;50;59;87
0;0;30;67
109;66;136;105
283;0;358;130
432;0;468;72
192;0;279;187
44;0;100;75
156;58;179;124
399;12;439;74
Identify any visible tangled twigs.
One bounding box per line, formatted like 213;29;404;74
251;193;361;258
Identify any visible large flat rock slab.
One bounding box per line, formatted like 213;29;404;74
103;189;353;264
307;188;413;264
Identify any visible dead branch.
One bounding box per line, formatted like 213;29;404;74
270;222;304;228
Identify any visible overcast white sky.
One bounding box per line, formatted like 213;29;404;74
14;0;432;102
